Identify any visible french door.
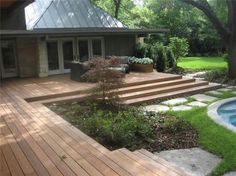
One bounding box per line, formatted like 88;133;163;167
47;39;74;75
0;41;18;78
46;37;104;75
77;37;104;61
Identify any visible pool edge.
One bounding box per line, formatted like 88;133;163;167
208;97;236;133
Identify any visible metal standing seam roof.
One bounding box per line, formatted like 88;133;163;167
24;0;127;30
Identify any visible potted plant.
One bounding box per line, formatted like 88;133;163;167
129;57;153;72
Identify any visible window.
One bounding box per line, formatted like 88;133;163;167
78;40;89;62
92;39;102;58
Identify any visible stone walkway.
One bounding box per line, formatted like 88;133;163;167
156;148;221;176
144;86;236;113
144;86;236;176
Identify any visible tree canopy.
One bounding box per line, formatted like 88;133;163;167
92;0;236;78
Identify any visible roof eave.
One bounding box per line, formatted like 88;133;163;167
0;28;170;38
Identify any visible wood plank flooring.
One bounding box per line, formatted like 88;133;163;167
0;73;190;176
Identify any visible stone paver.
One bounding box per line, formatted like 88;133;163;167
156;148;221;176
185;71;208;78
223;172;236;176
187;101;208;107
191;94;218;102
207;90;222;96
172;105;192;111
162;98;188;106
144;105;170;113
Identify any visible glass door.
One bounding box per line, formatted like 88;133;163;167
62;40;74;73
0;41;18;78
47;41;60;75
77;39;89;62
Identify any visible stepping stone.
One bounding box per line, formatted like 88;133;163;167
156;148;221;176
223;172;236;176
162;98;188;106
172;105;192;111
207;90;222;96
144;105;170;113
191;94;218;102
187;101;207;107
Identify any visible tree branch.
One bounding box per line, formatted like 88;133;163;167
180;0;229;42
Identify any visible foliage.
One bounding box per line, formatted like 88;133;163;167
178;57;227;70
166;47;176;68
92;0;227;56
198;69;236;85
50;102;154;150
153;45;167;72
135;42;150;58
49;101;197;151
168;37;189;61
128;57;153;65
80;58;125;104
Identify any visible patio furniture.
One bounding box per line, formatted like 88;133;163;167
106;56;130;73
69;61;90;81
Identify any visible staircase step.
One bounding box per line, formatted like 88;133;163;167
120;81;209;100
110;149;157;176
134;149;191;176
117;148;182;176
115;78;195;95
123;83;221;105
121;75;182;88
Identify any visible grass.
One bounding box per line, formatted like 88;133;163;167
178;56;227;70
167;91;236;176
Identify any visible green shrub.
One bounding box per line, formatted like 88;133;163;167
166;47;176;68
153;45;167;72
73;106;154;149
222;53;228;62
128;57;153;64
168;37;189;62
135;42;149;58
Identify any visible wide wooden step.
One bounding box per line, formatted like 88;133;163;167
119;81;209;101
121;75;182;88
116;148;183;176
133;149;191;176
115;78;195;95
110;148;187;176
123;83;221;105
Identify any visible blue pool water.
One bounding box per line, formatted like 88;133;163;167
218;100;236;127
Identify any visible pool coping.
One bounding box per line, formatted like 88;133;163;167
208;97;236;133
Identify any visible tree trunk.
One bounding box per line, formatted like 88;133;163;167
114;0;121;19
227;42;236;79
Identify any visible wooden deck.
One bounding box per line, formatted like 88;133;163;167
0;73;191;176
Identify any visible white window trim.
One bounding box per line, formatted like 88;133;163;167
46;37;105;75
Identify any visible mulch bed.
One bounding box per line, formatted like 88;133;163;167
147;119;198;152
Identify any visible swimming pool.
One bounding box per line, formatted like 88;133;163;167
218;100;236;127
208;97;236;133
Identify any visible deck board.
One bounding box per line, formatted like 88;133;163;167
0;73;190;176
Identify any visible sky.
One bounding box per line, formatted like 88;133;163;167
133;0;144;5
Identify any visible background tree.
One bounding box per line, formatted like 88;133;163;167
179;0;236;78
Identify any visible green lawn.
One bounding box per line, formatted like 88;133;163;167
168;91;236;176
178;56;227;70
